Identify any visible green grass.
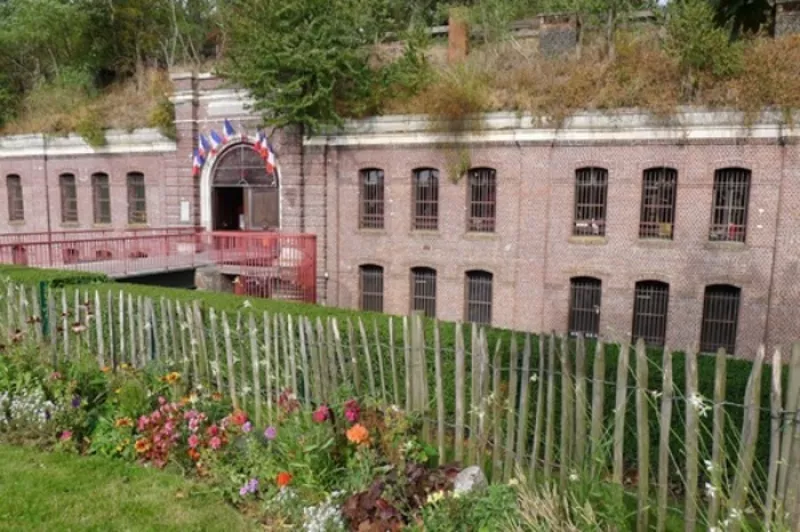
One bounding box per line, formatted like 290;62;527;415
0;445;257;532
0;265;108;287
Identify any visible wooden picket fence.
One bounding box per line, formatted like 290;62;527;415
3;280;800;531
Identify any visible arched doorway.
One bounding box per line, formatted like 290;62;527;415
211;144;279;231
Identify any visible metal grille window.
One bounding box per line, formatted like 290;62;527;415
127;172;147;224
359;169;384;229
709;168;750;243
568;277;602;337
465;270;493;325
59;173;78;224
700;285;741;354
632;281;669;347
411;267;437;318
413;168;439;230
639;167;677;239
359;264;384;312
574;167;608;236
6;175;23;222
92;173;111;224
467;168;496;233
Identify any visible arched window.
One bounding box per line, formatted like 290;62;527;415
411;267;437;318
127;172;147;224
359;168;384;229
640;167;677;239
92;173;111;224
213;145;278;187
632;281;669;346
569;277;601;337
359;264;384;312
700;284;741;354
413;168;439;230
465;270;493;325
467;168;496;232
6;175;23;222
59;173;78;224
709;168;750;243
574;167;608;236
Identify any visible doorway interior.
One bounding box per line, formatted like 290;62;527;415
213;187;244;231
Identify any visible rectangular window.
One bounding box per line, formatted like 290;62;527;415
92;173;111;224
465;270;493;325
6;175;24;222
359;265;384;312
574;167;608;236
700;285;740;354
359;169;384;229
467;168;496;232
59;173;78;224
127;172;147;224
709;168;750;243
413;168;439;230
568;277;601;337
411;267;436;318
640;167;677;239
632;281;669;347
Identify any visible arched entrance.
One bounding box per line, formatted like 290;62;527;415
211;144;279;231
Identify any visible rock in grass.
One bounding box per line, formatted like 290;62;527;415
453;466;487;495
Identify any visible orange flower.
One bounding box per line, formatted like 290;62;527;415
115;417;132;428
346;423;370;446
134;438;151;454
163;372;181;384
211;392;223;402
187;448;200;462
101;366;111;373
231;409;248;426
276;472;292;487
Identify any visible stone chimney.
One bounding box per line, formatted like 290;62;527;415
448;9;469;63
775;0;800;36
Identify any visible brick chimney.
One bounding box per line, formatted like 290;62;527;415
448;9;469;63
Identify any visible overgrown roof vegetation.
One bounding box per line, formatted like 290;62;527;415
0;0;794;140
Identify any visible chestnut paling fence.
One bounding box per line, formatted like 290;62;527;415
2;280;800;532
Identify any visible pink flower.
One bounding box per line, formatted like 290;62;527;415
60;431;72;441
158;396;167;405
188;434;200;449
138;416;148;431
242;422;252;433
209;436;222;450
312;404;331;423
264;426;277;440
344;399;360;423
50;372;62;381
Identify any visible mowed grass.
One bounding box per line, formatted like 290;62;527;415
0;445;258;532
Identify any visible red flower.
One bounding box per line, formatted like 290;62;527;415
231;409;248;426
207;424;219;437
344;399;360;424
312;404;330;423
276;472;292;487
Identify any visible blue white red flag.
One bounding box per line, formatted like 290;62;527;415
223;119;236;143
253;130;264;154
197;134;210;158
192;149;205;177
209;130;223;154
265;139;277;175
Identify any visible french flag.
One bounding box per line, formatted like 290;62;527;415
197;134;211;158
223;119;236;143
192;149;205;177
253;130;264;154
209;130;223;154
264;138;277;175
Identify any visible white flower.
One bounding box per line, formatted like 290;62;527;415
705;482;717;499
688;393;711;417
650;390;662;400
426;490;445;505
728;508;743;522
569;472;579;482
242;300;252;308
709;527;721;532
530;373;538;383
508;478;519;487
704;459;715;473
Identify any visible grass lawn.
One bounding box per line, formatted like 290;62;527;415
0;445;258;532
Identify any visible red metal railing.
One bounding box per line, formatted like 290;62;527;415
0;226;200;245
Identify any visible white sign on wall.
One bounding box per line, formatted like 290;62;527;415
180;200;190;223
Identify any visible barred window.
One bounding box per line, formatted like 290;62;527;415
359;168;384;229
465;270;493;325
411;267;436;318
6;175;23;222
709;168;750;243
632;281;669;347
59;173;78;224
574;167;608;236
467;168;496;233
640;167;677;239
359;264;384;312
127;172;147;224
413;168;439;230
569;277;601;337
700;285;741;354
92;173;111;224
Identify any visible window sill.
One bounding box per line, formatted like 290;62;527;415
705;241;747;251
127;223;150;229
569;236;608;246
463;232;498;240
357;228;387;236
410;230;440;237
93;223;112;228
637;238;675;248
60;222;80;228
8;220;25;226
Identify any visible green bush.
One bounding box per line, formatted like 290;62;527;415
0;266;108;288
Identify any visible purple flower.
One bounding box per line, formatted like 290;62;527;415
264;426;277;440
71;395;81;409
242;421;252;433
239;485;248;497
247;478;259;492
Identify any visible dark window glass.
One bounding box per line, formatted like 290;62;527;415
413;168;439;230
127;172;147;224
59;173;78;224
632;281;669;347
411;267;436;318
359;169;384;229
709;168;750;243
359;264;384;312
700;285;741;354
467;168;496;233
92;173;111;224
465;270;493;325
640;167;677;239
569;277;601;337
574;167;608;236
6;175;23;222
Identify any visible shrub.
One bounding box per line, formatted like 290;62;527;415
75;107;107;147
0;266;108;287
148;97;177;140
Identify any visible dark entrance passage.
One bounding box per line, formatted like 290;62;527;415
213;187;244;230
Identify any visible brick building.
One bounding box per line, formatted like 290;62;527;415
1;73;799;356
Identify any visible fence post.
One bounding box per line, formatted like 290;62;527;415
38;281;49;342
780;343;800;529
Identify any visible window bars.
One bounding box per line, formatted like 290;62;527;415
127;172;147;224
632;281;670;347
467;168;496;233
413;168;439;231
411;267;437;318
6;175;23;222
569;277;602;337
709;168;750;243
574;167;608;236
639;167;677;239
59;173;78;224
359;169;385;229
700;284;741;354
359;264;384;312
92;173;111;224
465;270;493;325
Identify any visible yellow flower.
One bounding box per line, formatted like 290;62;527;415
163;372;181;384
114;388;121;395
134;439;151;454
115;417;132;428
